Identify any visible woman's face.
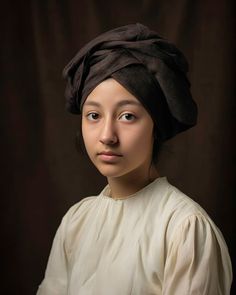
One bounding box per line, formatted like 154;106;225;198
81;78;154;180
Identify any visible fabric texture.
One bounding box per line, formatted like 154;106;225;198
63;23;198;141
37;177;232;295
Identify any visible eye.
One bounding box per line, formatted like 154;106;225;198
119;113;136;121
87;112;100;121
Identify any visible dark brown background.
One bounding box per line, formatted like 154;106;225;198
1;0;235;294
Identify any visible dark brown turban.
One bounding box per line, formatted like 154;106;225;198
63;23;198;141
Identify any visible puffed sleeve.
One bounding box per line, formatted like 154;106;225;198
36;206;75;295
163;214;232;295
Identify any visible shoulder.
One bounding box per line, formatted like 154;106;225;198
53;195;99;249
162;188;233;293
150;178;222;242
154;180;232;283
61;195;98;226
52;195;99;239
156;177;207;216
150;177;208;219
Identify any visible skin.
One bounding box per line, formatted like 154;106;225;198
81;78;159;199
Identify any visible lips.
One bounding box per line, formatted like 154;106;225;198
98;151;122;156
97;151;123;162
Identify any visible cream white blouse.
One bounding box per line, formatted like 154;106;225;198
37;177;232;295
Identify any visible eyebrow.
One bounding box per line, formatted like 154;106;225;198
83;99;141;107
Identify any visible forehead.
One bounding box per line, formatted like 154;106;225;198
83;78;142;108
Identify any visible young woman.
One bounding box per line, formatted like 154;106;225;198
37;23;232;294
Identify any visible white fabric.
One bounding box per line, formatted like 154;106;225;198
37;177;232;295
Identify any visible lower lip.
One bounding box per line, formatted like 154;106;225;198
98;154;122;162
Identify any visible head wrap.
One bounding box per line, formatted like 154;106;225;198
63;23;198;141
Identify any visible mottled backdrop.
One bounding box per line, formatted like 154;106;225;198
1;0;235;294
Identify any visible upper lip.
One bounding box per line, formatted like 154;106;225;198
98;151;122;156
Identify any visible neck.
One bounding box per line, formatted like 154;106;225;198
107;166;159;199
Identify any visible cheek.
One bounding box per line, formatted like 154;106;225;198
122;124;154;152
81;123;94;152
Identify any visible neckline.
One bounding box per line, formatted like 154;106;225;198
100;176;166;202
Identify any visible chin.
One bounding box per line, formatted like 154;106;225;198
97;168;123;178
95;164;128;178
92;159;150;180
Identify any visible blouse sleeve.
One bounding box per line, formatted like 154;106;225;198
36;206;75;295
162;214;232;295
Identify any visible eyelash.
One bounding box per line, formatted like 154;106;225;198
86;112;137;122
119;113;136;121
86;112;99;121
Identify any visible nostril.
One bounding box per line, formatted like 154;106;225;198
100;136;118;145
99;122;118;145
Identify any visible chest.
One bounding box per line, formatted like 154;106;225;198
66;209;165;295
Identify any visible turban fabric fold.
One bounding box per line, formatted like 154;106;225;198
63;23;198;141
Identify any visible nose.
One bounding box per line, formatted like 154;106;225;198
99;118;118;145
